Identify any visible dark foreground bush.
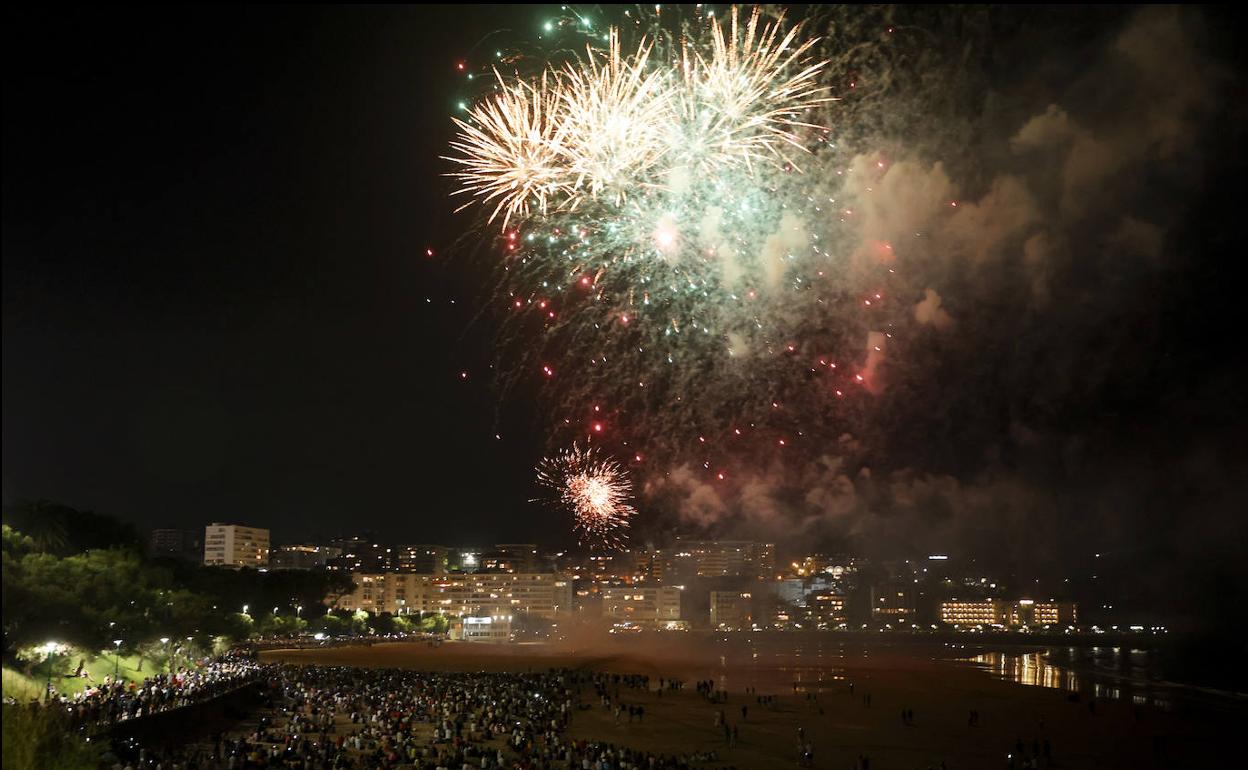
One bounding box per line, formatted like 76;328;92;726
1;704;101;770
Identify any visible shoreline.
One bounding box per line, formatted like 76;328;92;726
262;633;1246;703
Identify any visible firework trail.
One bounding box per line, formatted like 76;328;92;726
536;443;636;549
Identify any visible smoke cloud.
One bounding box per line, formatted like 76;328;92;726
649;6;1247;625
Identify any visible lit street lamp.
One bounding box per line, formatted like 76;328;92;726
112;639;123;679
38;642;66;702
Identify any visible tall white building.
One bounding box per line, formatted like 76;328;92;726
203;523;270;568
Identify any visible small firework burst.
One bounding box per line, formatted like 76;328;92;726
536;443;635;549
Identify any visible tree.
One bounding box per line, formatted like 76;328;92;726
313;613;348;637
419;614;449;635
255;614;307;638
390;615;414;634
371;613;415;635
3;518;355;658
1;500;141;556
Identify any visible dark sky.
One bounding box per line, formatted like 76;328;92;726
3;6;553;545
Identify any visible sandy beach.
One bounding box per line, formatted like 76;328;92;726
261;636;1239;769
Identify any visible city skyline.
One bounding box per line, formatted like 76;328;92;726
147;521;1122;628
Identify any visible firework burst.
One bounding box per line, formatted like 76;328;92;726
671;5;829;174
536;443;636;549
448;71;570;229
447;7;831;226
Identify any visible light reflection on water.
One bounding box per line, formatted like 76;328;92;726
686;637;855;694
965;648;1170;709
969;651;1080;692
638;636;1181;710
672;636;1175;709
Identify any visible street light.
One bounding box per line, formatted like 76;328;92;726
296;605;303;617
113;639;123;679
38;642;66;702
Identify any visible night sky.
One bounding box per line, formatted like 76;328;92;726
4;6;547;545
4;5;1248;621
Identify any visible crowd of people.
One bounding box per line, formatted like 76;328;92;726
103;665;746;770
9;645;1085;770
7;652;263;732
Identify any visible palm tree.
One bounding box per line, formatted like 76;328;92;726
4;501;69;554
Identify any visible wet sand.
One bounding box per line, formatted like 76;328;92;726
262;638;1237;769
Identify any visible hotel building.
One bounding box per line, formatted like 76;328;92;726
940;599;1079;627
